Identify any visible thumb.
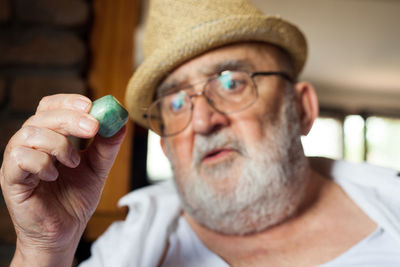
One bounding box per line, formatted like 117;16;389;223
86;126;127;179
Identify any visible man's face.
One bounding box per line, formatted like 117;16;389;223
161;43;308;235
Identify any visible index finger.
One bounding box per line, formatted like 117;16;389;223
36;94;92;114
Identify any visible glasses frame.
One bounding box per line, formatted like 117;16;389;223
144;71;294;136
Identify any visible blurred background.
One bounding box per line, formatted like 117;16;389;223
0;0;399;265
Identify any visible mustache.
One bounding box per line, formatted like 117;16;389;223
192;131;248;166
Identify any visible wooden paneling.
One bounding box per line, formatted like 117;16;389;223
85;0;140;241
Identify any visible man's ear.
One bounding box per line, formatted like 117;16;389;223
294;81;319;136
160;137;167;157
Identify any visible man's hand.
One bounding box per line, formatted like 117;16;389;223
0;94;126;266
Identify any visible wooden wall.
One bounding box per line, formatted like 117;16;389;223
85;0;140;241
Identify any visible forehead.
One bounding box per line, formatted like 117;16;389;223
158;42;284;93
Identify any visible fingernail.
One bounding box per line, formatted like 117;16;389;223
71;152;80;166
79;116;98;133
43;168;58;181
74;98;90;111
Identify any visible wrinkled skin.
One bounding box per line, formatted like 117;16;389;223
0;94;126;266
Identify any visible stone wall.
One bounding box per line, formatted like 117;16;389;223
0;0;91;157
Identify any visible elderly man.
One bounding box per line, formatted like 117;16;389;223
1;0;400;266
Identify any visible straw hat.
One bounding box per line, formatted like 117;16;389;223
125;0;307;129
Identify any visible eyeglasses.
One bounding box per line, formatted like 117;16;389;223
144;70;293;136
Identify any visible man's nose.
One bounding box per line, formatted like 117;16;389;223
190;95;229;135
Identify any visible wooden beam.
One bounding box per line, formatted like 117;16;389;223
85;0;140;241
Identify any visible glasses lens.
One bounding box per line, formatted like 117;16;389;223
205;71;257;113
147;91;192;136
148;71;258;136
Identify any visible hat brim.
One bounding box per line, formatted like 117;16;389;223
125;15;307;129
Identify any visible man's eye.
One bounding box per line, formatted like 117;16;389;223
218;71;244;91
170;91;187;111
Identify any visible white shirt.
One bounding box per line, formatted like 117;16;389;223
162;216;400;267
320;227;400;267
80;158;400;267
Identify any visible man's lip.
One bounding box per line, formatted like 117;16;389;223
202;148;236;162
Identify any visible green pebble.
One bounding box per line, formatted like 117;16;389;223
89;95;129;138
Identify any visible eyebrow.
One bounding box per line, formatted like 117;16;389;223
156;80;179;98
205;59;255;75
156;59;256;97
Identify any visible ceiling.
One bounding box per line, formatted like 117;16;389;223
250;0;400;115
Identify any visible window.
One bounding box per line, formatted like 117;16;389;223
366;116;400;170
344;115;365;163
146;131;173;181
301;117;343;159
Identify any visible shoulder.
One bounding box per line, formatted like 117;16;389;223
118;179;178;208
310;157;400;205
309;157;400;189
80;180;182;267
310;157;400;243
117;180;181;233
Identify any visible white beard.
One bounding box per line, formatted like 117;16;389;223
165;90;309;235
